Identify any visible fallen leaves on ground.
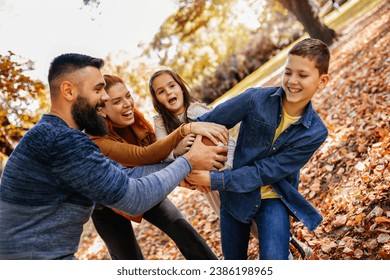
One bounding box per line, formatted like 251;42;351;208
76;2;389;260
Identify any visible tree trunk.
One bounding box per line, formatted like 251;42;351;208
278;0;337;45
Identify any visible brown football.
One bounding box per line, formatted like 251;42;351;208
201;136;215;146
201;136;227;156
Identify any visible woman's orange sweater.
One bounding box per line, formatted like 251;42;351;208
89;121;184;168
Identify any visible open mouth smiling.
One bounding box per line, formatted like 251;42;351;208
122;110;133;118
288;87;302;93
168;97;177;105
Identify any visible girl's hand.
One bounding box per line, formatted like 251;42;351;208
185;122;229;146
173;133;195;157
219;164;232;171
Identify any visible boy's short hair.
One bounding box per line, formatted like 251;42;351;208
48;53;104;96
288;38;330;75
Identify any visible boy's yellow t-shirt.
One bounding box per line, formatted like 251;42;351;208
260;108;301;199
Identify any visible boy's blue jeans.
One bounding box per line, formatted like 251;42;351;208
220;198;290;260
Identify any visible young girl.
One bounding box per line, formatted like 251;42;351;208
149;69;235;217
149;69;312;259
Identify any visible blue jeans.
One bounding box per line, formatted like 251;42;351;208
220;198;290;260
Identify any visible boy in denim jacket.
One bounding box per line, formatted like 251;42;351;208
188;38;330;259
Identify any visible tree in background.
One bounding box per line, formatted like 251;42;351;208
83;0;260;106
277;0;337;45
0;51;49;157
142;0;338;101
82;0;338;103
144;0;254;91
145;0;304;102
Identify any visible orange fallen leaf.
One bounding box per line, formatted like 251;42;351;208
375;217;390;224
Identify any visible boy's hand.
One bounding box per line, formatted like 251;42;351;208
185;170;211;187
184;135;227;170
195;185;211;194
178;179;210;193
179;179;196;190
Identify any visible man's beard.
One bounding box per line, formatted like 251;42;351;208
71;95;108;136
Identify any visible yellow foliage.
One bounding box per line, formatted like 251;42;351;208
0;51;49;156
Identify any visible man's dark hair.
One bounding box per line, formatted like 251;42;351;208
48;53;104;95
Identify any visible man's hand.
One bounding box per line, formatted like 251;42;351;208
183;135;227;170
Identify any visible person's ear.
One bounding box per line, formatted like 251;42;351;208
60;81;76;101
318;74;329;90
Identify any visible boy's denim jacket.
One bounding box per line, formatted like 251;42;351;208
197;87;328;231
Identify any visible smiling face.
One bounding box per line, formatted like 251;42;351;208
282;55;329;116
70;66;108;135
73;66;108;110
151;73;185;115
101;82;135;128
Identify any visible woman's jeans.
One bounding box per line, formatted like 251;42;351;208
220;198;290;260
92;198;217;260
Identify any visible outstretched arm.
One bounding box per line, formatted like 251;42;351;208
53;131;227;216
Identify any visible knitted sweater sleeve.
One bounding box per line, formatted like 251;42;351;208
52;130;192;216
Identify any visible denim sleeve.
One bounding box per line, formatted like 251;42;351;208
197;89;254;129
211;131;328;193
111;157;191;215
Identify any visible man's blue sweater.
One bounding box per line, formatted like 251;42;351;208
0;114;191;259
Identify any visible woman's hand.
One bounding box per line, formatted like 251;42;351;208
185;122;229;146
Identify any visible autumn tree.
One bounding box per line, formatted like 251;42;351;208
143;0;337;101
0;51;49;157
144;0;301;102
144;0;255;90
82;0;261;105
276;0;337;45
82;0;337;102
